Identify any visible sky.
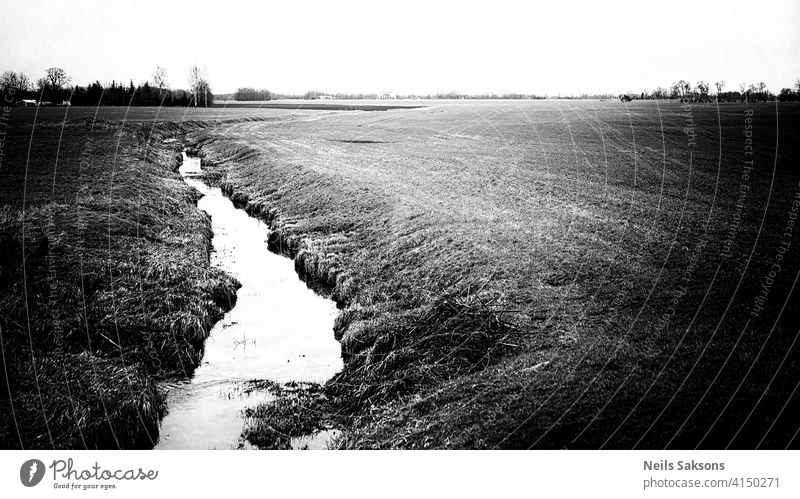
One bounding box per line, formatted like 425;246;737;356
1;0;798;95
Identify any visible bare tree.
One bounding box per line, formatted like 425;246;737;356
188;64;213;107
43;67;70;90
152;65;169;91
0;70;13;91
17;72;31;91
36;77;48;92
670;80;691;99
188;64;202;107
0;70;33;92
652;86;668;99
197;79;213;107
746;82;768;102
714;80;725;99
1;71;18;91
696;81;710;100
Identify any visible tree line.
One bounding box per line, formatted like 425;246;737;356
232;87;274;101
230;82;800;102
227;88;560;101
4;68;800;104
0;65;214;107
620;79;800;102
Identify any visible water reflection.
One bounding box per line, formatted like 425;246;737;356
156;166;341;450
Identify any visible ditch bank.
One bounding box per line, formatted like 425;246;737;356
155;151;342;449
0;120;239;449
182;128;517;448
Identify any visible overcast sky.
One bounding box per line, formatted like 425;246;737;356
1;0;798;95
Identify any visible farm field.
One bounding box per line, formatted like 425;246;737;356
2;100;800;449
0;107;241;448
5;99;429;126
6;105;303;126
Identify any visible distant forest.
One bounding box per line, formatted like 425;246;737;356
227;79;800;102
619;79;800;103
3;67;800;105
0;66;213;107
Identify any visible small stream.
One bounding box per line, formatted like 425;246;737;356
155;153;342;450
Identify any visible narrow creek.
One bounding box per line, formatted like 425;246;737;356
155;153;342;449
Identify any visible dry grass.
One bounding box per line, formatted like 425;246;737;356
3;101;799;449
240;382;329;449
0;118;238;448
188;101;800;448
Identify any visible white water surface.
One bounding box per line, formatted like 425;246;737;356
156;160;341;449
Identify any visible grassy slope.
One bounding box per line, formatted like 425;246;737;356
189;101;800;448
0;115;238;449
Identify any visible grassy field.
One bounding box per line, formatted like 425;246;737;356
214;100;427;111
0;112;239;448
5;100;425;125
3;100;800;449
189;100;800;449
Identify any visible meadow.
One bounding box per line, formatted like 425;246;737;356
0;112;239;448
2;100;799;449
